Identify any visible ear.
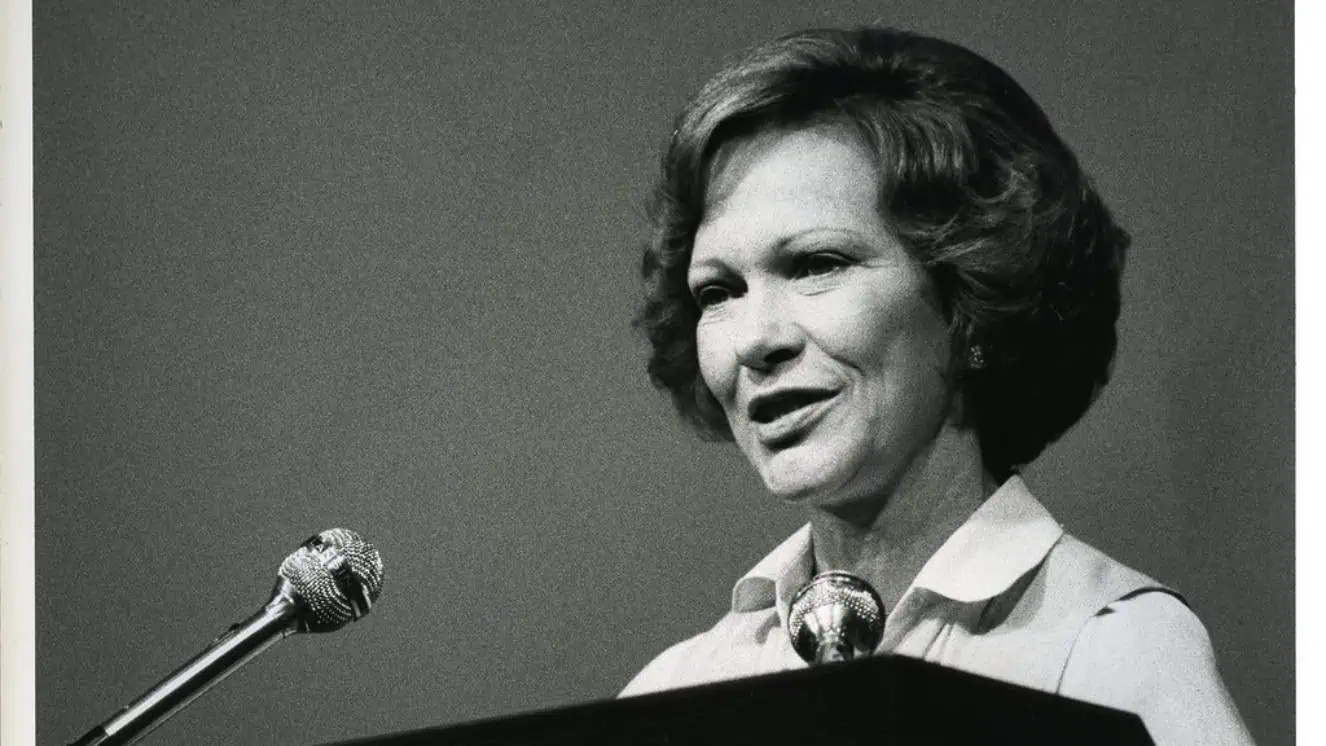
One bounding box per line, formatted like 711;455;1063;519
943;343;983;430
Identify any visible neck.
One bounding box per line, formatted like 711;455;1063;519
807;424;996;614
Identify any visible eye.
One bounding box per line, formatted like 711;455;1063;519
796;252;852;278
692;283;735;309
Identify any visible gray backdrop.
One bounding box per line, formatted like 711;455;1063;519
36;1;1292;745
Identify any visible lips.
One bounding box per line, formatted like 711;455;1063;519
746;388;839;446
748;389;837;423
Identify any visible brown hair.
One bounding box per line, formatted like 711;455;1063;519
636;28;1130;481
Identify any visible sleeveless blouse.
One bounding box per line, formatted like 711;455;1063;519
621;478;1254;746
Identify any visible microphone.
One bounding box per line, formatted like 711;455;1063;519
69;528;385;746
787;571;886;664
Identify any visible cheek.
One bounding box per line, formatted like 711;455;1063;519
844;293;951;396
883;306;955;414
694;323;733;402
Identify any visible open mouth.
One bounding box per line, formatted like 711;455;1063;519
749;390;838;424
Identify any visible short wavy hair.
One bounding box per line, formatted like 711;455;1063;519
636;27;1130;481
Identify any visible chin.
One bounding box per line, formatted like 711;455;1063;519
763;476;828;504
757;450;860;505
749;429;902;514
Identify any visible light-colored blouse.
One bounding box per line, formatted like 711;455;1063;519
621;477;1254;746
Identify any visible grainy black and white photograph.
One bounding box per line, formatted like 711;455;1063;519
25;1;1291;744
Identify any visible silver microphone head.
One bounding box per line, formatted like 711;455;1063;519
278;528;385;633
787;571;886;664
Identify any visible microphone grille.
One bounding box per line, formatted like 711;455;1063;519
279;528;385;632
787;571;885;663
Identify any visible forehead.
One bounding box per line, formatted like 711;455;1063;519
693;127;885;258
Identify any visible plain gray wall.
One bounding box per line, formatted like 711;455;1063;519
36;1;1292;744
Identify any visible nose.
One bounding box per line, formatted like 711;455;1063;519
732;288;803;373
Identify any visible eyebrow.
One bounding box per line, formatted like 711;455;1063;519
689;228;870;272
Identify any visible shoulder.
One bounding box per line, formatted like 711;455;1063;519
998;532;1178;644
1061;587;1254;745
1045;535;1204;669
618;633;707;698
1046;534;1171;601
618;608;787;698
1067;590;1210;680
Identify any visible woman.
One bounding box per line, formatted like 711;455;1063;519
621;27;1253;746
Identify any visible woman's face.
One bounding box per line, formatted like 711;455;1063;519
688;127;955;511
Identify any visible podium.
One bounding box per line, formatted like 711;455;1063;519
319;654;1154;745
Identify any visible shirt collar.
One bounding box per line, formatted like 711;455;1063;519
731;524;813;630
727;476;1063;616
909;475;1063;603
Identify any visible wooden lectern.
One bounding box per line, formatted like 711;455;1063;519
319;654;1154;745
